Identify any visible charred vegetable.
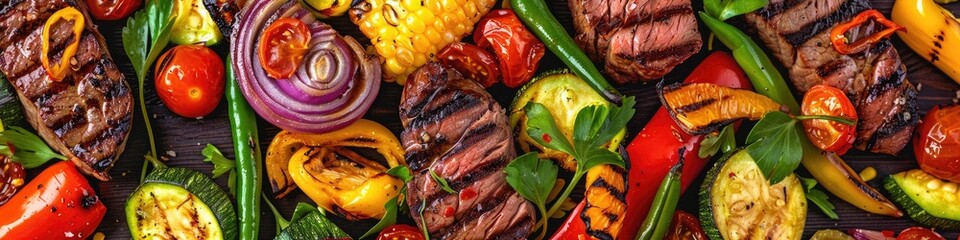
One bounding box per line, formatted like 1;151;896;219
299;0;351;18
265;119;406;220
658;82;782;135
699;149;806;240
885;169;960;230
126;167;238;239
203;0;242;37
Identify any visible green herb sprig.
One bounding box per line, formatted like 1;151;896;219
122;0;175;182
746;111;856;184
202;144;237;195
800;176;840;219
699;125;737;158
0;127;66;168
429;169;456;194
505;96;636;239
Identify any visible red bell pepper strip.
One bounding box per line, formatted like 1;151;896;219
0;161;106;239
550;51;752;240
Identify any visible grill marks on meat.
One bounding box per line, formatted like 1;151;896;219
400;63;535;239
569;0;702;84
745;0;918;155
0;0;133;180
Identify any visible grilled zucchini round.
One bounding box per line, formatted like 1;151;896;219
126;168;238;240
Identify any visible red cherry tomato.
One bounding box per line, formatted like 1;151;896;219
473;9;545;88
377;224;424;240
437;42;500;87
258;17;311;79
897;227;945;240
155;45;225;118
801;84;858;155
84;0;141;20
915;105;960;183
664;211;707;240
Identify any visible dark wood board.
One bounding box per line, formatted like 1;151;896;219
73;0;960;239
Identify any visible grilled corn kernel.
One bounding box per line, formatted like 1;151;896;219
351;0;496;84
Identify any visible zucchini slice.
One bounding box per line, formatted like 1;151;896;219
275;210;351;240
699;149;806;240
884;169;960;230
127;168;238;240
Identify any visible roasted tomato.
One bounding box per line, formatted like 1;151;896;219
915;105;960;183
377;224;424;240
473;9;545;88
664;211;707;240
437;42;500;87
155;45;225;118
897;227;945;240
801;84;858;155
84;0;141;20
258;17;311;79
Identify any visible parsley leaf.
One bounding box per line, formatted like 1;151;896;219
700;125;737;158
704;0;770;21
360;166;411;239
504;153;558;239
123;0;175;182
0;127;67;168
799;176;839;220
524;102;576;155
429;169;456;194
746;111;803;184
201;144;237;195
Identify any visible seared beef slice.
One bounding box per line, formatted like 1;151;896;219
400;63;535;239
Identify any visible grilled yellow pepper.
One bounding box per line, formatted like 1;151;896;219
349;0;497;84
893;0;960;84
265;119;406;220
299;0;352;18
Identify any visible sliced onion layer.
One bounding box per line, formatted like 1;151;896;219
231;0;381;133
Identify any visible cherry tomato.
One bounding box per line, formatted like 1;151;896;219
473;9;545;88
154;45;225;118
84;0;141;20
437;42;500;87
377;224;424;240
897;227;945;240
915;105;960;183
258;17;311;79
664;211;707;240
801;84;858;155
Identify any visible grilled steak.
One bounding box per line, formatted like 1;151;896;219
0;0;133;180
399;63;535;239
569;0;702;84
745;0;918;155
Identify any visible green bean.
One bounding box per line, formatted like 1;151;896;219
699;12;801;114
226;57;262;239
511;0;623;105
635;152;683;240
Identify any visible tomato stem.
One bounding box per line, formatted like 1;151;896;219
795;115;856;126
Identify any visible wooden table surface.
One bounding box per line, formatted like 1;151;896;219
76;0;960;239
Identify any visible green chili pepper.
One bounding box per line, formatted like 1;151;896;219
699;12;801;114
635;149;684;240
226;57;262;239
510;0;623;105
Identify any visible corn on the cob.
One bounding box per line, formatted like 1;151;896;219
350;0;496;84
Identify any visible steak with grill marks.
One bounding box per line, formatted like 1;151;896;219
0;0;133;180
745;0;918;155
569;0;702;84
399;63;535;239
